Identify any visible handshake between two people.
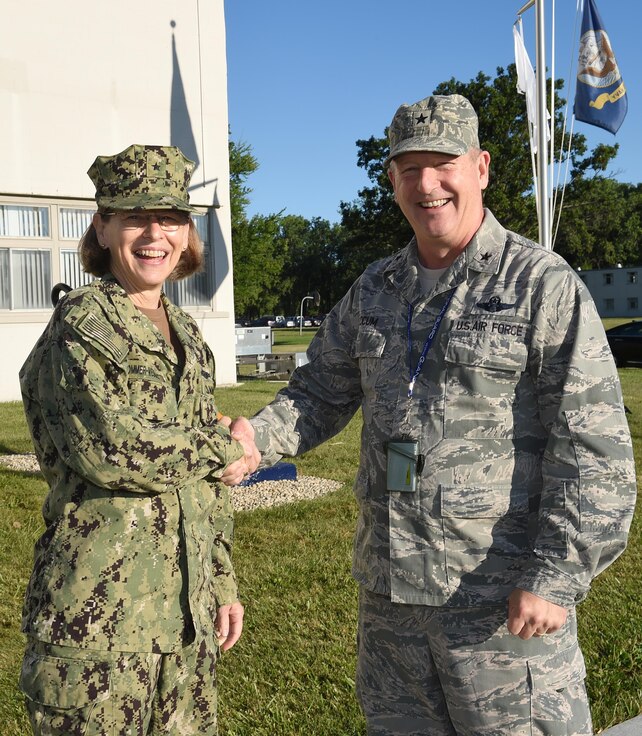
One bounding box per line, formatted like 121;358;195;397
219;416;261;486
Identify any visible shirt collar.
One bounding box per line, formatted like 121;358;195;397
384;208;507;303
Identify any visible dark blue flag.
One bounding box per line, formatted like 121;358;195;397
574;0;627;134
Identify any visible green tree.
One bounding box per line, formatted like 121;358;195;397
337;135;411;295
555;178;641;269
228;139;289;317
229;139;256;231
336;65;626;282
277;215;343;313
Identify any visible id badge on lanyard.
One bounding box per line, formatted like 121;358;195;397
386;289;454;492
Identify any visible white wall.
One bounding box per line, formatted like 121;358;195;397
0;0;237;400
0;324;47;402
1;0;229;205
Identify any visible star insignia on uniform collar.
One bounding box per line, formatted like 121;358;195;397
479;252;493;262
415;113;428;125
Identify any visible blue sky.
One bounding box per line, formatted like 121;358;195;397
225;0;641;224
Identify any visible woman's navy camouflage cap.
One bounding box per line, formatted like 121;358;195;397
385;94;480;168
87;144;199;212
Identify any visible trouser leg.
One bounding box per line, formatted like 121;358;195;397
355;588;457;736
150;637;219;735
430;604;592;736
21;636;219;736
20;638;161;736
355;589;593;736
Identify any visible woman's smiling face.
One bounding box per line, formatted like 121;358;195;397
93;210;189;303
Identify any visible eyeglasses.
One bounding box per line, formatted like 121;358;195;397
104;212;189;232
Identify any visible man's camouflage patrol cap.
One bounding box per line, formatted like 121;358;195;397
385;94;480;167
87;144;199;212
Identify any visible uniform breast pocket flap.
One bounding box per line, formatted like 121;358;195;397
440;483;529;518
352;328;386;359
446;331;528;374
444;332;528;439
128;375;178;421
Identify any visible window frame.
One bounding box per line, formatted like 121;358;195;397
0;195;216;317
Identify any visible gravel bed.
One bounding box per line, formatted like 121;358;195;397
0;454;342;511
0;453;40;473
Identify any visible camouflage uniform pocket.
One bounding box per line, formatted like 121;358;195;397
353;328;387;397
127;375;178;422
444;331;527;439
440;483;530;591
200;394;221;426
527;643;590;736
467;643;590;736
20;649;111;711
565;406;636;535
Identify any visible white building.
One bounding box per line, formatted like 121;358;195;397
576;266;642;319
0;0;237;401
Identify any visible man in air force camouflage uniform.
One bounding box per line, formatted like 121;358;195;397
234;95;637;734
19;145;254;735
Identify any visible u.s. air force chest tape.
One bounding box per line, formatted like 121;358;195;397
386;440;425;493
452;317;526;337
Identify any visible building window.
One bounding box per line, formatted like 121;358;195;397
0;198;215;312
60;249;94;290
166;250;213;307
59;208;94;240
628;298;639;311
0;249;9;308
0;248;52;309
165;213;213;307
603;298;614;312
0;204;49;238
603;273;613;286
192;213;208;242
628;271;638;284
59;208;96;290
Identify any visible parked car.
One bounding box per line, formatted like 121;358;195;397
285;316;297;328
250;315;277;327
605;320;642;366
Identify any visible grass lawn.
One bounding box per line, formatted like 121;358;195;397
602;317;640;331
1;371;641;734
271;327;317;354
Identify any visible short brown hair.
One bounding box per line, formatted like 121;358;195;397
78;214;204;281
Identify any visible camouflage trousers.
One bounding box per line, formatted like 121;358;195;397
355;588;592;736
20;636;219;736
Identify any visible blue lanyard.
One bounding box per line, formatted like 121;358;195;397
407;290;454;399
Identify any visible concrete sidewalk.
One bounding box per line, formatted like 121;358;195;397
600;714;642;735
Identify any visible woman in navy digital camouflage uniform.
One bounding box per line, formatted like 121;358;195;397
19;144;257;735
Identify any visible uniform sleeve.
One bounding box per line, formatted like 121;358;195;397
197;340;239;606
517;265;637;606
211;509;238;607
38;308;243;494
252;286;363;464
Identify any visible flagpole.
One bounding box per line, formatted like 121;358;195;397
517;0;551;250
535;0;551;249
